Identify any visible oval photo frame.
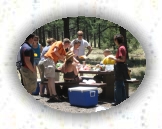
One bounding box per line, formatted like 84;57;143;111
1;0;162;129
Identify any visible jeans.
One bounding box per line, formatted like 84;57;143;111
114;80;126;104
34;58;40;65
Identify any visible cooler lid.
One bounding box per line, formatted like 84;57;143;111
68;87;98;91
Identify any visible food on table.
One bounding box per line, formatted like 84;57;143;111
93;64;106;71
79;64;91;70
56;62;63;69
100;65;106;71
96;64;100;68
93;67;100;71
83;65;90;70
79;55;87;59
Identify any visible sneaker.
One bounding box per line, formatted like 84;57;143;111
47;95;62;102
111;102;120;106
58;95;68;101
40;94;50;97
62;95;68;99
40;94;46;97
45;94;50;98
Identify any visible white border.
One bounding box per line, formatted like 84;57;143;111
0;0;162;128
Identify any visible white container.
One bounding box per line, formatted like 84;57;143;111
105;65;114;71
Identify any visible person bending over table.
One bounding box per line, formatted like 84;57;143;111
43;38;70;102
37;38;56;97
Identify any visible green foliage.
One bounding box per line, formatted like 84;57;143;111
95;56;103;61
34;16;142;53
126;31;140;52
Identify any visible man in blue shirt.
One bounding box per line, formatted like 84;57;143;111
20;34;37;94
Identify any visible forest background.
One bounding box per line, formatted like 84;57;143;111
33;16;146;89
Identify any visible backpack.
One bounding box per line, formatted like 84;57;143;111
16;46;22;70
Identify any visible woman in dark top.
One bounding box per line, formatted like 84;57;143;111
61;51;79;82
109;34;130;106
60;51;80;97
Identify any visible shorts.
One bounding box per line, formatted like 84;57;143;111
20;67;37;93
38;60;48;83
34;58;40;66
43;58;55;78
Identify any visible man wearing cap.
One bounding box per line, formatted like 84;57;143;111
43;38;71;102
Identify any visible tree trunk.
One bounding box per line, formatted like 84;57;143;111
94;34;96;48
86;26;89;42
83;27;86;40
119;26;129;59
77;17;79;31
62;17;70;39
47;23;51;38
93;18;96;48
62;32;64;41
98;24;101;49
48;31;52;38
38;27;42;44
42;26;46;47
53;24;56;39
35;29;38;35
56;26;59;40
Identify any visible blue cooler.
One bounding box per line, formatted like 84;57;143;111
68;87;98;107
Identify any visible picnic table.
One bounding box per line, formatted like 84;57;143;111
78;70;115;100
78;70;140;100
55;69;140;101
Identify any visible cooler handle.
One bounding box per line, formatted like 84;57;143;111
90;91;95;97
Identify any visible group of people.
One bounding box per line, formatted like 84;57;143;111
18;30;129;106
18;31;93;102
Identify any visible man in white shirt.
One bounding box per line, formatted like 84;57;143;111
70;31;92;58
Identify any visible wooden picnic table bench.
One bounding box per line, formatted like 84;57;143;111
125;79;140;83
40;70;141;100
42;80;106;88
80;76;94;80
78;70;141;100
41;80;106;96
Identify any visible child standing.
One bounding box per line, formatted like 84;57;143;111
100;49;115;65
32;36;43;78
94;49;115;83
70;39;81;59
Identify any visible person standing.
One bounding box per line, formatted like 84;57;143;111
32;36;43;77
70;39;81;59
109;34;130;106
20;34;37;94
93;49;115;83
43;38;71;102
37;38;56;97
70;31;92;61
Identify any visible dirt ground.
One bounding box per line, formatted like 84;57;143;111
32;86;136;113
18;70;137;113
